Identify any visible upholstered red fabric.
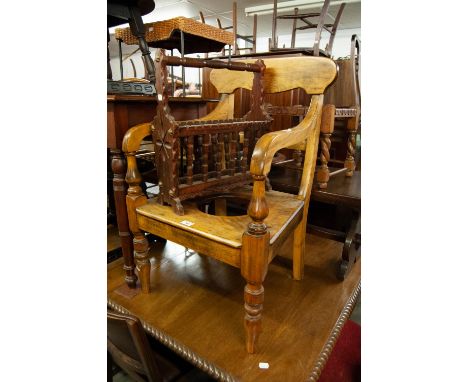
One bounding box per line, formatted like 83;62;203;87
318;320;361;382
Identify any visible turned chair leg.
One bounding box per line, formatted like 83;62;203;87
133;231;151;293
241;232;270;354
241;230;269;354
241;174;270;353
317;104;335;188
345;115;358;177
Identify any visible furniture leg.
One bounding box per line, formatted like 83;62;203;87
344;116;358;177
241;231;269;354
124;137;151;293
317;104;335;188
292;215;306;280
133;231;151;293
111;149;137;288
317;131;332;188
338;212;360;280
241;174;270;353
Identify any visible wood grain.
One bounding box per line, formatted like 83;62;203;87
107;233;361;381
210;56;337;94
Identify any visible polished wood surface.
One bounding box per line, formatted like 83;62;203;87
107;233;361;381
269;167;361;209
210;56;337;95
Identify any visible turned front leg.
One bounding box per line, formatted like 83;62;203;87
317;104;335;189
133;231;151;293
111;149;137;288
345;113;359;177
241;174;270;354
125;149;151;293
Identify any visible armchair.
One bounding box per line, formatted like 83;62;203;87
123;56;337;353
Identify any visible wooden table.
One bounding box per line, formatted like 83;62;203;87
107;94;218;287
107;233;361;381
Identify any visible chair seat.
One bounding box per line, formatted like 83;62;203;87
136;187;304;266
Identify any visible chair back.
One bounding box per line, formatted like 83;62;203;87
324;35;361;109
248;56;337;206
107;310;163;382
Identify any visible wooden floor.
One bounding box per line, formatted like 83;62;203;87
107;233;360;382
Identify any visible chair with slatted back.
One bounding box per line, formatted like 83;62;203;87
270;0;346;57
200;2;258;55
107;309;214;381
122;55;337;353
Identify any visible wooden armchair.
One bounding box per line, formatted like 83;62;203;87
123;56;337;353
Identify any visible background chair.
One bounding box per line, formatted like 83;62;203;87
270;0;346;57
323;34;361;180
123;56;337;353
107;309;214;381
200;2;258;55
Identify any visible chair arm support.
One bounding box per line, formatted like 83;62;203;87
122;123;152;197
122;122;152;154
250;96;321;177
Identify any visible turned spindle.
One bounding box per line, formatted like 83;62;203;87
111;150;137;288
187;136;194;185
317;104;335;188
344;115;358;177
125;149;151;293
202;134;209;181
230;132;237;175
241;129;249;174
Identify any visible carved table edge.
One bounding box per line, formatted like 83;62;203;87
307;279;361;381
107;297;237;382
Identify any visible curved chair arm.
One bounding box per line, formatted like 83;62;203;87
122;122;152;154
245;95;322;236
122;122;152;199
250;95;321;177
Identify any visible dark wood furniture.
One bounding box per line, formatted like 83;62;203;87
123;56;337;353
270;0;346;57
200;2;257;55
269;166;361;280
108;94;218;289
324;35;361;178
107;0;157;85
107;233;361;381
107;309;214;381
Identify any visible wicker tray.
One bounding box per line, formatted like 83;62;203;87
115;17;234;54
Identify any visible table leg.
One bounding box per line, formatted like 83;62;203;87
338;211;361;280
111;149;137;288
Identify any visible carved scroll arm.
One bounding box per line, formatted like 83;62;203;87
122;122;153;196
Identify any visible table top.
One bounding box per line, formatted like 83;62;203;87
313;169;361;209
269;166;361;209
107;233;360;381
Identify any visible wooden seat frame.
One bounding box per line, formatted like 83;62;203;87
123;56;337;353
